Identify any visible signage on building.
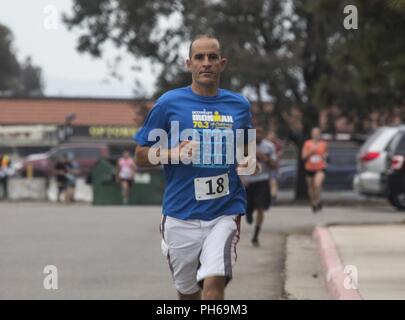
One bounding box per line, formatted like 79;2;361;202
72;126;139;139
0;125;58;146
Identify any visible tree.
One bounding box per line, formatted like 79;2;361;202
0;23;44;97
0;23;20;94
14;57;44;96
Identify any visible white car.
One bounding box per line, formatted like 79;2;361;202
353;126;405;196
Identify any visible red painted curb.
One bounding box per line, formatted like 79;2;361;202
313;226;363;300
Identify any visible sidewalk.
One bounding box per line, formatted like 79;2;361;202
314;223;405;300
277;190;389;207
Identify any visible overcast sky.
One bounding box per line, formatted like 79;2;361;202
0;0;157;98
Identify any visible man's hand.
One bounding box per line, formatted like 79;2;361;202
173;140;199;164
237;156;261;176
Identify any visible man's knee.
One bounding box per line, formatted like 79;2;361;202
202;276;226;300
178;290;201;300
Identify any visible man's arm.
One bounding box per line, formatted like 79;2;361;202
135;146;157;167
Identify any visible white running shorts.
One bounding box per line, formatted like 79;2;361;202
160;214;241;295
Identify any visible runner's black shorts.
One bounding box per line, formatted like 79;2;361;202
246;180;271;216
305;169;325;177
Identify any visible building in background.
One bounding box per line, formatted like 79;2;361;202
0;97;151;160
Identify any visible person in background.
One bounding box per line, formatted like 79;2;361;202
243;126;277;247
64;152;80;203
301;127;328;213
117;150;136;205
0;153;11;200
55;155;68;203
267;131;283;205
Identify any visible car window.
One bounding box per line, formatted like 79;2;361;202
71;148;102;159
50;149;67;160
394;132;405;155
387;133;401;155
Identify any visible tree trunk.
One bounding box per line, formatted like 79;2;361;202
288;130;308;201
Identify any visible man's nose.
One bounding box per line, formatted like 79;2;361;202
202;56;211;67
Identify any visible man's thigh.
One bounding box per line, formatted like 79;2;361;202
162;216;203;295
197;215;241;285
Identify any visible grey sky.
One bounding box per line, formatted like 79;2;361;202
0;0;156;98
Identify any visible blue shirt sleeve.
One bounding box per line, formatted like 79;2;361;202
134;101;168;147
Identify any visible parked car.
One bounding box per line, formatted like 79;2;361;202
278;141;358;190
353;126;405;196
381;129;405;210
13;143;111;178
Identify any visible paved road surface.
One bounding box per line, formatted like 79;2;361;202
0;202;404;299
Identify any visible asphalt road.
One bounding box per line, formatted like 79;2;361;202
0;202;404;299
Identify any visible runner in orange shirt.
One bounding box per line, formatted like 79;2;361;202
301;127;328;213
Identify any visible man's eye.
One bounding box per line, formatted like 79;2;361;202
194;54;204;60
209;54;219;60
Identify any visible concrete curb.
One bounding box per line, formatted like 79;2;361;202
313;226;363;300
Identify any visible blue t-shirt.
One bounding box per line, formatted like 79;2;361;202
135;86;253;220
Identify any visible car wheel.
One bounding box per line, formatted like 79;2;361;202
388;192;405;211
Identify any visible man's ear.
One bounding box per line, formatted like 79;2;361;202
220;58;228;72
186;58;192;71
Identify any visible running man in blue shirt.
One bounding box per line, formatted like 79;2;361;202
135;35;256;300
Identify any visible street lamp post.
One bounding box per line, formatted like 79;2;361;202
58;113;76;143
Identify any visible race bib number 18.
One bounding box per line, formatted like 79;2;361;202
194;173;230;200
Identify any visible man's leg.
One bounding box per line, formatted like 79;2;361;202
252;209;263;246
161;216;202;299
245;185;254;224
178;290;201;300
202;276;226;300
3;177;8;199
0;178;4;199
121;180;129;204
305;176;315;206
197;215;240;300
270;177;278;204
251;181;270;246
313;171;325;208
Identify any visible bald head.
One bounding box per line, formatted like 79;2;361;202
188;35;222;58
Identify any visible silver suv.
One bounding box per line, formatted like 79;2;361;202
353;126;405;196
